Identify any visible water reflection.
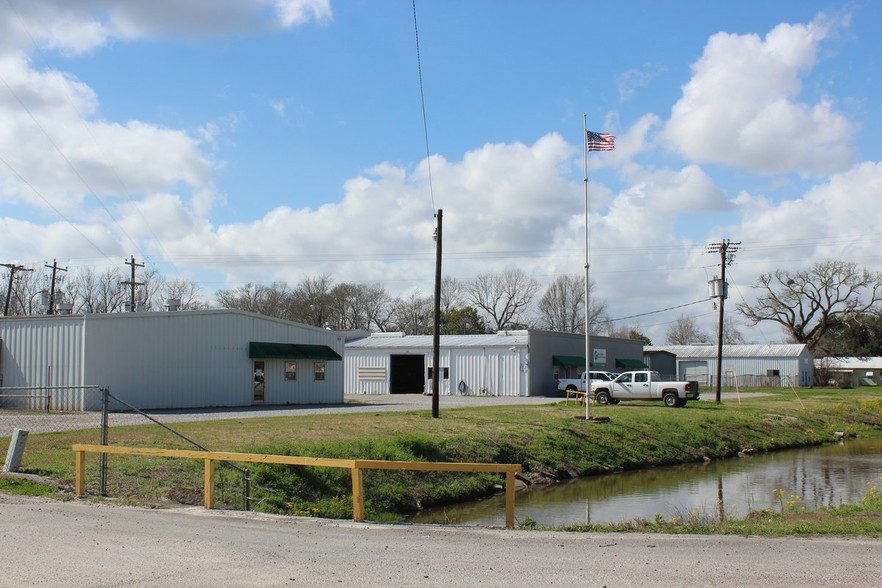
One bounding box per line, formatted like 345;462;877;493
408;437;882;527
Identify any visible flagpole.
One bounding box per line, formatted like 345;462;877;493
583;113;591;420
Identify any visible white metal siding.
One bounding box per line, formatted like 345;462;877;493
82;311;343;410
345;352;390;394
0;316;86;410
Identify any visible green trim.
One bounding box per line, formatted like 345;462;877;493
248;342;342;361
616;358;648;369
552;355;585;367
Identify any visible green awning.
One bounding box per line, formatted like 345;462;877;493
616;358;648;369
552;355;585;367
248;342;342;361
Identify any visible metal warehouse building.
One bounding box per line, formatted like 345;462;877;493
645;344;814;388
344;330;644;397
0;309;344;410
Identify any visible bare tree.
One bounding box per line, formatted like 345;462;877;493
716;315;746;345
537;275;608;334
161;277;209;310
391;291;433;335
216;282;294;319
737;260;882;352
440;276;465;314
360;283;396;332
291;274;335;327
465;269;539;331
665;314;711;345
66;267;127;313
5;266;47;315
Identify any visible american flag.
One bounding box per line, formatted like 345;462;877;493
586;131;615;152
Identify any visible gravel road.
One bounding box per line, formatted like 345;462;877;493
1;493;880;587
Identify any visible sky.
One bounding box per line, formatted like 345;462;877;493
1;0;881;344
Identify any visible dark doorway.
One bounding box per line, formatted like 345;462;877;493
389;354;425;394
253;360;265;404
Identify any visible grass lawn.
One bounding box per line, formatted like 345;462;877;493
3;386;882;533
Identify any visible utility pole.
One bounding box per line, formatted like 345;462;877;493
43;259;68;315
122;256;145;312
2;263;33;316
706;239;741;403
431;209;443;419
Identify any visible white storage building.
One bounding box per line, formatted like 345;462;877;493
344;330;645;397
645;344;814;388
814;357;882;388
0;309;344;410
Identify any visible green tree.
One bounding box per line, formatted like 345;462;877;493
815;311;882;358
440;306;487;335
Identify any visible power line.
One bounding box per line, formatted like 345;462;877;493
412;0;436;214
609;298;709;323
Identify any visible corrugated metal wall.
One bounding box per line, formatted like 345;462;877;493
83;311;344;410
677;356;804;388
345;351;390;394
0;316;86;410
345;346;530;397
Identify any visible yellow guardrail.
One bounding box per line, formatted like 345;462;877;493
72;444;522;528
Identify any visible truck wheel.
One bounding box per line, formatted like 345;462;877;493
566;385;577;391
663;393;679;407
595;391;611;405
676;398;688;407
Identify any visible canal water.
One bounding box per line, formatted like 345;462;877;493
408;437;882;527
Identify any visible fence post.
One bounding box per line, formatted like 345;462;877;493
351;466;364;522
74;449;86;496
99;387;109;496
204;459;215;509
244;467;251;511
505;470;516;529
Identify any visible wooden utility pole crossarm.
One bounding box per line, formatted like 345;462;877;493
706;239;741;403
122;256;145;311
1;263;33;316
43;259;68;315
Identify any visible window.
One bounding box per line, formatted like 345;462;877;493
314;361;326;381
285;362;297;381
427;367;449;379
634;372;648;383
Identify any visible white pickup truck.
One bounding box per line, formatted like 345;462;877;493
590;370;699;407
556;370;618;393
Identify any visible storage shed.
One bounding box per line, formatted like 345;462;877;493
0;309;344;410
814;357;882;388
645;344;814;388
344;330;644;397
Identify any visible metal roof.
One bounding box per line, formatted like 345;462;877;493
817;357;882;369
645;344;809;359
346;331;531;349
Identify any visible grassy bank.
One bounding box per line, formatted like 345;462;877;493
4;387;882;532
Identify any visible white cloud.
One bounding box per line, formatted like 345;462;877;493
0;1;332;55
273;0;333;28
270;99;289;118
0;58;213;214
617;63;666;102
665;17;855;176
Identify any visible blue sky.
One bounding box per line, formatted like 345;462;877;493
1;0;881;343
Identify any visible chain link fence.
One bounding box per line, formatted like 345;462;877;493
1;386;251;510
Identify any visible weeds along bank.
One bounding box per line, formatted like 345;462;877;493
10;389;882;522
